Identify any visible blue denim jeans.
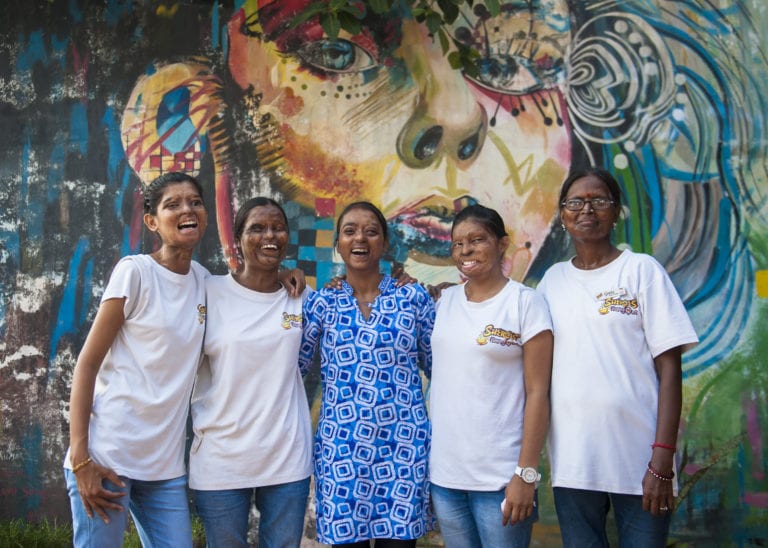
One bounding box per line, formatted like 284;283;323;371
430;483;537;548
553;487;671;548
65;468;192;547
193;477;310;548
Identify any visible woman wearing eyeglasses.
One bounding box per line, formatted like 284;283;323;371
537;168;698;547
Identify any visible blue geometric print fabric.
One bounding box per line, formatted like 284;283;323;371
299;277;435;544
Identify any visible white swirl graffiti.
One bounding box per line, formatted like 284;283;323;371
565;12;677;145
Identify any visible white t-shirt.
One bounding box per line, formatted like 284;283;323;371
189;274;313;490
538;249;698;495
65;254;208;480
429;280;552;491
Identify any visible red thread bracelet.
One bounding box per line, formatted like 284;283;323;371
647;462;674;481
651;442;676;451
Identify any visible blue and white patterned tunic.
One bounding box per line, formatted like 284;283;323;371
299;276;435;544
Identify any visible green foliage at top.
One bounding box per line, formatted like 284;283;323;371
290;0;502;76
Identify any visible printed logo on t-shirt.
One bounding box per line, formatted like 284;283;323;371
476;324;521;346
197;304;206;324
596;288;638;316
281;312;302;329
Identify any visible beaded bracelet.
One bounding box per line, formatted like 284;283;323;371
651;442;676;451
647;462;674;481
71;457;92;474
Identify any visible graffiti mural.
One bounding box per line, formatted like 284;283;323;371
0;0;766;542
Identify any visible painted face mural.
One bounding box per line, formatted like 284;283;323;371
2;0;768;538
122;0;572;283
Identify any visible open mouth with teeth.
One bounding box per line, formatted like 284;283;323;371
178;220;198;231
350;248;370;256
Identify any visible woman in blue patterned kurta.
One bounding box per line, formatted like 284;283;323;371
299;202;435;548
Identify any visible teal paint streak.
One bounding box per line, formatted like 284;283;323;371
21;130;44;242
105;0;133;28
67;0;83;25
212;1;221;49
51;34;69;71
22;424;43;513
15;30;48;72
48;238;92;377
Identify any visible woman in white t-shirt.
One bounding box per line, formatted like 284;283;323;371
189;197;313;547
537;168;699;547
429;204;554;547
65;172;210;546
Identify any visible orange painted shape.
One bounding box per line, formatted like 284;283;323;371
316;230;335;247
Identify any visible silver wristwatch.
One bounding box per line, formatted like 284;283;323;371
514;466;541;484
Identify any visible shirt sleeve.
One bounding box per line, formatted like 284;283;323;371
299;289;326;376
101;256;142;319
518;286;553;344
638;256;699;357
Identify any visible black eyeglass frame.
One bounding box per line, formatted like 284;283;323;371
560;198;616;211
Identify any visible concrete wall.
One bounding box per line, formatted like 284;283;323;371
0;0;766;542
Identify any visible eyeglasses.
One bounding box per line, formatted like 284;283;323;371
561;198;615;211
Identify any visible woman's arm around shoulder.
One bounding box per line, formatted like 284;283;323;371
298;288;330;376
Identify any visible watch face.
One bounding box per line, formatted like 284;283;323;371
522;467;538;483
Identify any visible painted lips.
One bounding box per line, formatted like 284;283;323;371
391;196;478;242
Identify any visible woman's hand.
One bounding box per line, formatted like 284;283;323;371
324;275;346;289
391;265;418;286
279;268;307;296
642;465;675;516
73;460;126;523
502;476;535;526
425;281;455;301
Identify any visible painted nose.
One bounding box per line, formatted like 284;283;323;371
396;20;487;170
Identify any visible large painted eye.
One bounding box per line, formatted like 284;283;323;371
470;52;565;95
474;55;544;94
296;39;376;74
450;0;570;95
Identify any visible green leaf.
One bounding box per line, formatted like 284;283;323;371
447;50;463;70
462;57;479;78
368;0;390;14
320;12;341;39
437;0;459;23
338;11;362;36
425;12;442;35
485;0;502;17
437;28;450;54
340;1;366;17
329;0;347;10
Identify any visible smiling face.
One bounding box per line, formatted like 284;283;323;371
143;181;208;249
451;218;509;282
227;0;572;283
336;206;388;275
560;174;621;245
238;204;289;272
